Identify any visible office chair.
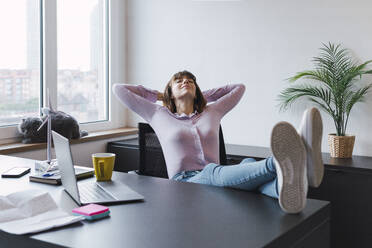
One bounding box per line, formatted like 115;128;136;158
138;122;227;179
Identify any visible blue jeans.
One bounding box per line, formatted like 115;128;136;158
172;157;279;198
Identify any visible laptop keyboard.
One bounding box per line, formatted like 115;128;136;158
79;182;116;203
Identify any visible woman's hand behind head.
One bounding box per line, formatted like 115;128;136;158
157;92;164;101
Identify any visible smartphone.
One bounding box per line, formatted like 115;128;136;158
1;167;31;178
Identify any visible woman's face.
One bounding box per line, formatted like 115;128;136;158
171;76;196;100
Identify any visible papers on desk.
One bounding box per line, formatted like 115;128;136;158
0;189;83;235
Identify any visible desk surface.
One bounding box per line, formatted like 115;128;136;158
0;155;330;248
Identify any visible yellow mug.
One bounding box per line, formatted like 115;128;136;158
92;153;115;181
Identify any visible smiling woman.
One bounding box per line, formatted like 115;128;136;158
163;71;207;115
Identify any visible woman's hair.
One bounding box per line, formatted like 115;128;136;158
163;70;207;114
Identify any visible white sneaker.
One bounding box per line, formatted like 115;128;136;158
299;107;324;188
271;122;307;214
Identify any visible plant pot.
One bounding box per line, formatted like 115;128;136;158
328;134;355;158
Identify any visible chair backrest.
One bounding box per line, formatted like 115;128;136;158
138;122;227;179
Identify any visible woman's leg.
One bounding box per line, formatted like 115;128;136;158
240;158;257;164
257;179;278;198
240;157;279;198
186;156;279;198
178;121;307;213
187;122;307;213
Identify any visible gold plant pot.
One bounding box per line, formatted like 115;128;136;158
328;134;355;158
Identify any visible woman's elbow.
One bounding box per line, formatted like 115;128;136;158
236;83;246;94
112;83;131;94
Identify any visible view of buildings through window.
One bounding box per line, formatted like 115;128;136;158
57;0;107;123
0;0;107;127
0;0;40;126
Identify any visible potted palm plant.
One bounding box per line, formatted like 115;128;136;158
279;43;372;158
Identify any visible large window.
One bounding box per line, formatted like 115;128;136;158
57;0;107;123
0;0;108;130
0;0;41;126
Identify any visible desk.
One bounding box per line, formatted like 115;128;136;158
0;155;330;248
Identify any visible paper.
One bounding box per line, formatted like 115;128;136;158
0;189;83;235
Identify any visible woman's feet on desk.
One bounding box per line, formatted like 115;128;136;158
271;122;308;214
299;107;324;188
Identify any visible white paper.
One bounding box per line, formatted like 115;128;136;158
0;189;83;235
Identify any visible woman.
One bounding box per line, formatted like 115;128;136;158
113;70;324;214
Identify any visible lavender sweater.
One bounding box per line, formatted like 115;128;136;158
113;83;245;178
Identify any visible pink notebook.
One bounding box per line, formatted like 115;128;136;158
72;204;109;216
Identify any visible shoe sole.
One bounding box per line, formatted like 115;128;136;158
271;122;307;214
302;108;324;188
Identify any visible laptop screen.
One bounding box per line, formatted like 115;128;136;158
52;131;81;204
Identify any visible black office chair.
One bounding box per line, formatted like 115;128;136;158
138;122;227;179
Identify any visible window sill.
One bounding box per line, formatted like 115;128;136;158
0;127;138;155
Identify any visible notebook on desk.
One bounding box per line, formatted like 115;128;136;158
52;131;144;205
29;166;94;185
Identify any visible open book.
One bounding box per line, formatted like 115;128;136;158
29;166;94;185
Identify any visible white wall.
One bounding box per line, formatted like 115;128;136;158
124;0;372;156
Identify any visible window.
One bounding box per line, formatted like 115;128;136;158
0;0;41;127
0;0;123;143
57;0;108;123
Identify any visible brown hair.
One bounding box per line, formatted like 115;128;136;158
163;70;207;114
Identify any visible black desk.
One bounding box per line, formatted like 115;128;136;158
108;139;372;248
0;155;330;248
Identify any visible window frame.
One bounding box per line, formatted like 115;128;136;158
0;0;126;144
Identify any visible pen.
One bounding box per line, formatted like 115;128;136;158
42;172;60;177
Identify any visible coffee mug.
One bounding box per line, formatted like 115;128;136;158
92;153;115;181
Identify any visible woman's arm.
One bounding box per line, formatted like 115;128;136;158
113;84;161;122
202;84;243;103
203;84;246;116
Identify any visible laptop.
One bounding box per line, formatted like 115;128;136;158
52;130;144;205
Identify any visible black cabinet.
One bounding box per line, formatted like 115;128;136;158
107;138;139;173
308;168;372;248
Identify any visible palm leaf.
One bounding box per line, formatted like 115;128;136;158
345;84;372;115
279;85;333;112
343;60;372;81
288;70;334;90
308;97;335;118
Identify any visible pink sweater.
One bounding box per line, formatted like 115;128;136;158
113;83;245;178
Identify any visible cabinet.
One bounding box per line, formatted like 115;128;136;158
107;138;139;173
308;168;372;248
